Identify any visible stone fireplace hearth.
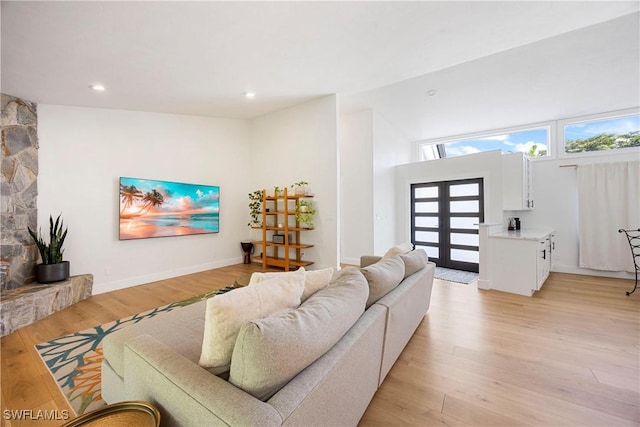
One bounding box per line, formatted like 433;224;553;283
0;275;93;337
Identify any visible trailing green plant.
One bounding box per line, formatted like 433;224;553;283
290;181;309;195
248;190;263;227
295;199;316;228
28;214;68;265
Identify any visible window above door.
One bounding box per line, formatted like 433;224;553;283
417;125;551;161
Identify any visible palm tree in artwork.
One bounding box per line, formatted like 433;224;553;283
139;189;165;215
119;184;143;214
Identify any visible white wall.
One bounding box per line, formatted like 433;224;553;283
249;95;339;269
394;150;505;244
338;108;411;261
38;105;251;294
519;151;638;279
373;111;412;254
339;109;374;265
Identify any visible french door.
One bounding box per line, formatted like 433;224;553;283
411;178;484;272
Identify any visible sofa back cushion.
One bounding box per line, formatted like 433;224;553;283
229;268;368;401
199;268;305;370
360;255;405;308
383;242;414;257
399;248;428;278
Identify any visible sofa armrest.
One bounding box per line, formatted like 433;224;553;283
123;334;282;427
360;255;382;268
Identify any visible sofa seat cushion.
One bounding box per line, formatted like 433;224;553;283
229;267;369;401
360;255;405;308
199;268;305;370
103;300;207;378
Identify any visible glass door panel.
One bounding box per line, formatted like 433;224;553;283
414;186;439;198
450;200;479;213
415;231;439;243
450;217;479;229
415;216;439;228
449;183;480;197
450;233;479;246
451;248;480;264
415;202;439;213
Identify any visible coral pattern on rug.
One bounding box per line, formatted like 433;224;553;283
35;287;233;416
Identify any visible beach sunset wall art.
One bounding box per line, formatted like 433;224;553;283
119;177;220;240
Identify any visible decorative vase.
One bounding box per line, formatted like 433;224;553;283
36;261;70;284
240;241;254;264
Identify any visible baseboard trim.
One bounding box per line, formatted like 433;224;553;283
551;264;635;280
92;257;244;295
477;279;491;290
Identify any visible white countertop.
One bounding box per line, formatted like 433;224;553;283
490;228;555;241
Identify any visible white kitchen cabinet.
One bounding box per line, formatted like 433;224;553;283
502;152;533;210
488;228;554;296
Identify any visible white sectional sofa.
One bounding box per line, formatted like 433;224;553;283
101;249;435;426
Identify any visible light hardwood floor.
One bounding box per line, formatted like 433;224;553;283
1;265;638;426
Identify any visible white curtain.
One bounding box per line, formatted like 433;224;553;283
577;161;639;272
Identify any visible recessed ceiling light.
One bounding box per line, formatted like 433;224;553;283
90;84;106;91
426;89;437;97
244;92;256;99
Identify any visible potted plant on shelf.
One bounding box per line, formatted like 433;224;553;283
273;186;282;197
248;190;263;227
295;199;316;229
28;213;70;284
290;181;309;196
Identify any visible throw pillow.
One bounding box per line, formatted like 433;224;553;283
383;242;414;258
249;267;334;302
199;268;305;369
301;267;334;301
229;267;368;400
360;255;405;308
399;248;429;278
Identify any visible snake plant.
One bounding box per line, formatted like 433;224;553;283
28;214;68;264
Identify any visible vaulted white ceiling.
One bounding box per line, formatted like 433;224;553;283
2;1;638;120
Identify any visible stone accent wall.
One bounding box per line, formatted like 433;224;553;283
1;94;38;292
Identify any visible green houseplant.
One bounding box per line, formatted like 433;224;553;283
290;181;309;196
295;199;316;229
28;213;70;283
248;190;263;227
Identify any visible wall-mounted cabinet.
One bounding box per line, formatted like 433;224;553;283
502;152;533;210
252;188;314;271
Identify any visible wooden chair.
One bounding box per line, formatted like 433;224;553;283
618;228;640;296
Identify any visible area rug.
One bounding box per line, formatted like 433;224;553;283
434;267;479;284
35;286;234;416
